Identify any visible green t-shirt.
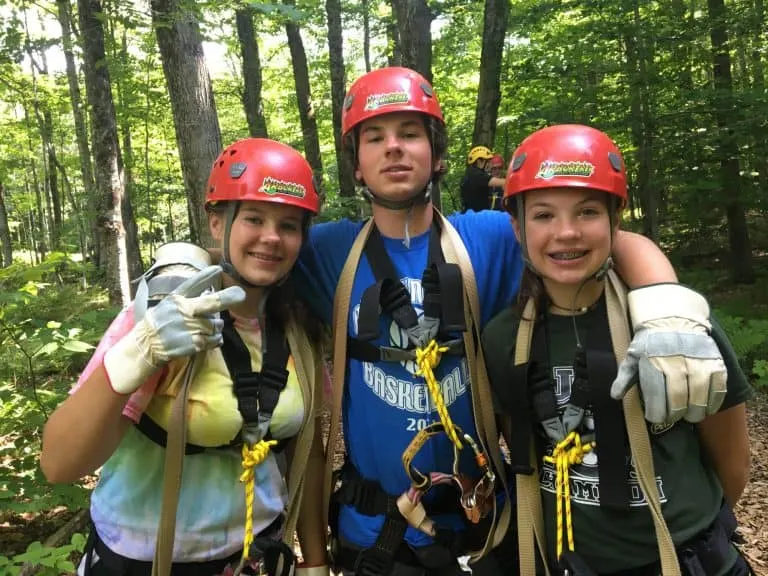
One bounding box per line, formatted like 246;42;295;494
482;297;753;574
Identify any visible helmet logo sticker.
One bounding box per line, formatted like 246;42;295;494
535;160;595;180
259;176;306;199
229;162;247;179
364;90;410;111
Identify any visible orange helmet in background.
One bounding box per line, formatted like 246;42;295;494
504;124;627;207
341;67;444;137
206;138;320;215
489;154;505;168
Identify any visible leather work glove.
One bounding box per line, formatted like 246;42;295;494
610;284;727;425
103;265;246;394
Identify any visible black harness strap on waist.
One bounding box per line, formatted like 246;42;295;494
135;309;291;453
332;464;480;575
135;413;208;455
335;463;466;518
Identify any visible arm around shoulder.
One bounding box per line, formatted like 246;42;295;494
613;230;677;287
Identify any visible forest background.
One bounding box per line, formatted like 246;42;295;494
0;0;767;573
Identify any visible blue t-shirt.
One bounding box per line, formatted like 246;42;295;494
294;210;522;548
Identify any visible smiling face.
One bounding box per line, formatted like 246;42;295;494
516;187;615;300
354;111;440;202
209;200;304;287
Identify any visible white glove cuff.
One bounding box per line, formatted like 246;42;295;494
103;326;159;395
628;283;711;330
296;566;330;576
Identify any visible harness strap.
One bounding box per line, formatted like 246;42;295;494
221;310;290;434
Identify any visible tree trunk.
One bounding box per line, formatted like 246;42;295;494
56;0;98;262
471;0;509;148
390;0;433;82
0;182;12;267
24;109;48;259
707;0;754;282
750;0;768;194
44;111;63;249
236;7;269;138
284;0;324;184
116;30;143;285
78;0;131;304
326;0;356;197
386;15;401;67
631;0;657;240
362;0;372;72
151;0;221;247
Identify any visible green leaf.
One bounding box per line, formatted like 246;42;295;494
45;320;62;329
57;560;76;572
33;342;59;357
61;340;94;353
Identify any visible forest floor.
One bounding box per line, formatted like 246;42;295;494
1;391;767;574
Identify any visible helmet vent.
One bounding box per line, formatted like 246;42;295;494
420;83;433;97
512;153;527;171
229;162;247;179
343;94;354;110
608;152;622;172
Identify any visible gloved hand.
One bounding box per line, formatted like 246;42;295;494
103;265;246;394
296;566;330;576
610;283;727;425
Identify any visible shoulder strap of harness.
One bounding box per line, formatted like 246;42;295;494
220;310;290;444
514;270;681;576
135;310;291;453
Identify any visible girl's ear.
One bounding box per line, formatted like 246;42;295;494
511;216;522;243
209;211;224;243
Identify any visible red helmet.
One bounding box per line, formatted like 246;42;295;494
504;124;627;205
341;67;444;137
489;154;505;168
206;138;320;214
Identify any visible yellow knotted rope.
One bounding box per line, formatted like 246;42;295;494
240;439;278;561
415;339;462;449
542;430;595;559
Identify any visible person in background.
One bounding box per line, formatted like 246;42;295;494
460;146;506;212
488;154;505;211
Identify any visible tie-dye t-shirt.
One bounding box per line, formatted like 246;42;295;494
74;307;304;562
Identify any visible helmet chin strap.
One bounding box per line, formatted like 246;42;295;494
363;181;433;249
361;180;432;211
